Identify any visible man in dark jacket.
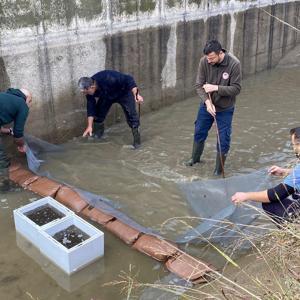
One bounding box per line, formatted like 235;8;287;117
0;88;32;191
186;39;242;175
78;70;143;148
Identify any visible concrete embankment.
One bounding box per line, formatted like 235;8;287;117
0;0;299;139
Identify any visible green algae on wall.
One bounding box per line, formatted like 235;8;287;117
166;0;184;8
118;0;138;15
0;0;37;29
188;0;222;6
140;0;156;12
76;0;103;20
115;0;156;16
0;0;103;30
188;0;202;6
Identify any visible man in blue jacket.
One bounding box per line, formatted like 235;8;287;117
78;70;143;148
0;88;32;191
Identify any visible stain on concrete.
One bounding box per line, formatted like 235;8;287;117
0;57;11;91
162;24;177;89
0;275;19;284
267;5;276;69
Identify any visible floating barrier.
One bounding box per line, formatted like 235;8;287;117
80;205;115;225
132;234;179;262
105;219;141;245
27;177;62;197
165;253;214;283
55;186;88;213
9;168;39;187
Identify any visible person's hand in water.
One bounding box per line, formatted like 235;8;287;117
17;144;27;153
83;126;93;137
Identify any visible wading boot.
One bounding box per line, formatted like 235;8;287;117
0;178;10;192
0;169;17;193
132;127;141;149
185;141;205;166
93;122;105;139
213;153;227;176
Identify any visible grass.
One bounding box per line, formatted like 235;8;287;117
105;207;300;299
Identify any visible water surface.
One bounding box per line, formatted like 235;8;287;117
1;65;300;299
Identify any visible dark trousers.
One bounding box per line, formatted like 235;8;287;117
0;137;10;174
262;197;300;223
194;104;234;154
94;92;140;128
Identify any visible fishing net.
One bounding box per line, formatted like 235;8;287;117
24;135;156;235
176;171;276;248
24;135;277;249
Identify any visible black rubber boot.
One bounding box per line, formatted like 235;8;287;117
213;153;227;176
0;169;19;193
132;127;141;149
93;122;105;139
0;179;10;192
185;141;205;166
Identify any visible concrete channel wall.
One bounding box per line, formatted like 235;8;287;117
0;0;299;140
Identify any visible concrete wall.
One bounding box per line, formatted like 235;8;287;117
0;0;299;141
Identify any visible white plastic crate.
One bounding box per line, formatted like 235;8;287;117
13;196;74;248
39;215;104;274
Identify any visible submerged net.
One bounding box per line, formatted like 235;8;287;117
177;171;276;247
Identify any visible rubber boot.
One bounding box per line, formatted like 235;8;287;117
185;141;205;166
93;122;104;139
213;153;227;176
0;178;10;192
0;168;10;192
132;127;141;149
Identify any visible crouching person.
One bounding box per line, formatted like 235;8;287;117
0;88;32;192
232;127;300;223
78;70;143;149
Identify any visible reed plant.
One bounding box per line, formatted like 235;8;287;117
106;206;300;299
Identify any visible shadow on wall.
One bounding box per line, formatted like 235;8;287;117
0;57;10;91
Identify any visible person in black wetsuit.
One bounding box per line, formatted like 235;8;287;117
78;70;143;148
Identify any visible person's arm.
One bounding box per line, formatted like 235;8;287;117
83;116;94;137
13;104;29;153
83;96;96;137
195;58;209;103
0;127;13;135
217;61;242;97
14;137;26;153
232;190;269;204
232;183;295;205
132;87;143;103
195;59;216;117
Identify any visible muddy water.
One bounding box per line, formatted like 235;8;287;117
1;65;300;299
